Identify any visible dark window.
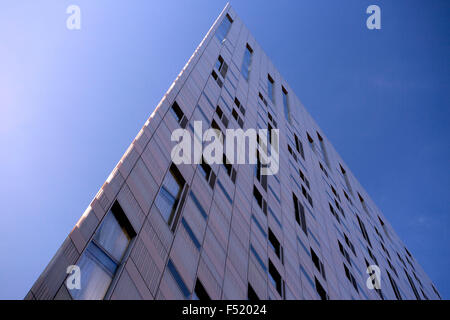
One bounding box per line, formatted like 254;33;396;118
343;264;358;292
404;270;420;300
269;229;283;263
267;74;274;102
268;260;284;297
294;134;305;159
192;279;211;300
315;277;329;300
293;194;307;235
387;271;402;300
311;248;326;280
248;283;259;300
357;215;372;247
170;101;187;128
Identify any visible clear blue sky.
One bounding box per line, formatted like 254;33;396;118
0;0;448;299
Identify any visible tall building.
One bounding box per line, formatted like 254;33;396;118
26;3;440;300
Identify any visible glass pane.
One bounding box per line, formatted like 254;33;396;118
94;211;131;262
155;186;177;223
164;171;182;198
70;246;113;300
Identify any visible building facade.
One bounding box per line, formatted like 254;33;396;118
26;3;440;300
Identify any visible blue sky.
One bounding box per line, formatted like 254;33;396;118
0;0;448;299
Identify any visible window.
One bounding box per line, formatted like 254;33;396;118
267;74;274;102
298;170;310;189
356;215;372;247
315;277;329;300
168;259;190;298
222;154;237;183
71;201;135;300
234;97;245;115
199;157;216;189
241;44;253;81
215;105;229;128
432;285;441;299
269;229;283;264
248;283;259;300
253;185;267;215
344;233;356;256
329;202;340;223
294;134;305;159
310;248;326;280
192;279;211;300
282;86;290;123
387;271;402;300
293;193;307;235
343;263;358;292
338;240;351;265
404;270;420;300
316;132;330;168
170;101;187;128
268;260;284;297
319;162;328;178
216;13;233;42
215;55;228;78
340;164;353;196
155;164;186;231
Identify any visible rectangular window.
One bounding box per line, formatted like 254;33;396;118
170;101;187;128
282;86;290;123
155;164;186;231
269;228;283;264
310;248;326;280
294;134;305;159
268;260;284;297
215;55;228;79
253;185;266;214
293;193;307;235
71;201;135;300
216;13;233;42
267;74;274;102
241;44;253;81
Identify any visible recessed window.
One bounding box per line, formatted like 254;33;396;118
71;201;135;300
293;193;307;235
310;248;326;280
248;283;259;300
216;13;233;42
155;164;186;231
315;277;329;300
269;229;283;264
192;279;211;300
241;44;253;81
282;86;290;123
170;101;187;128
268;260;284;297
267;74;274;102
